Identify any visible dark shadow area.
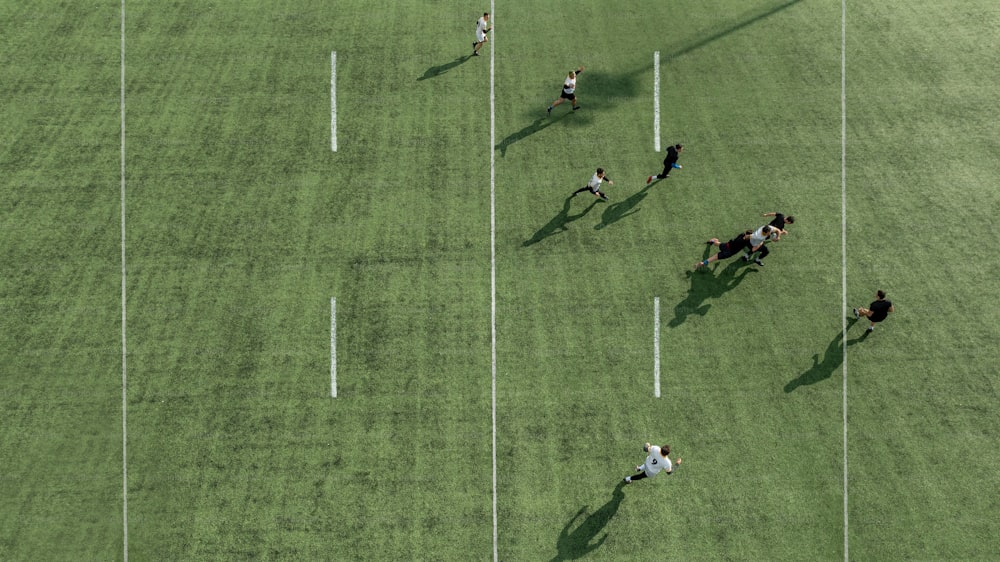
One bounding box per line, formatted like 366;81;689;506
663;0;805;63
784;319;868;392
523;196;599;247
668;260;757;328
550;481;626;561
417;55;471;81
498;0;803;154
594;184;653;230
496;114;568;157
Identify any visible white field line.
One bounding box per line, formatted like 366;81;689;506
489;3;498;561
331;51;337;152
331;297;337;398
119;0;129;558
653;51;661;152
840;0;849;559
654;297;661;398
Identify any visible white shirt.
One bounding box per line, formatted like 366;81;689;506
643;446;673;476
750;225;772;246
587;173;604;190
476;17;489;40
563;76;577;94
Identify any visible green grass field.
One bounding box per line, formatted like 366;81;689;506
2;0;998;560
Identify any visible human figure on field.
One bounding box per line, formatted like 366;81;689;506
742;224;781;266
571;167;613;201
547;67;585;114
647;144;683;184
473;13;492;56
761;212;794;240
853;290;894;332
624;442;681;484
695;230;753;269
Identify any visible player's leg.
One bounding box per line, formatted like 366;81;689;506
754;244;769;265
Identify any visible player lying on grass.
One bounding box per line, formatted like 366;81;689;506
694;230;753;269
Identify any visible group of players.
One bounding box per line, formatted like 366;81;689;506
472;12;894;486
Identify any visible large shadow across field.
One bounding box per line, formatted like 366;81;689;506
550;482;626;561
495;0;805;156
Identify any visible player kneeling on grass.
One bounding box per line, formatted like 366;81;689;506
624;442;681;484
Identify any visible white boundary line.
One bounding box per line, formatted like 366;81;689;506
331;297;337;398
489;3;498;561
119;0;129;558
840;0;849;559
653;297;661;397
653;51;661;152
331;51;337;152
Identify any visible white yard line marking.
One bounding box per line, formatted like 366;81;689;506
840;0;849;559
654;297;661;397
331;297;337;398
331;51;337;152
653;51;661;152
489;4;498;561
120;0;129;558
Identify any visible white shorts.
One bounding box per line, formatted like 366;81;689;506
642;464;663;478
476;31;487;43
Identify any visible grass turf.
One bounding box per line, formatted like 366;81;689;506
0;0;997;560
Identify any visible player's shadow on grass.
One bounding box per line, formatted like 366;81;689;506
417;56;471;80
784;319;869;392
497;113;569;157
523;196;600;246
595;184;652;230
550;481;626;561
668;260;757;328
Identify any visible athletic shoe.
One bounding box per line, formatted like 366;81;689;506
741;254;750;262
866;326;874;332
600;195;608;201
646;175;653;185
472;51;480;56
852;308;860;319
573;105;581;111
754;258;764;266
547;107;552;115
624;477;632;484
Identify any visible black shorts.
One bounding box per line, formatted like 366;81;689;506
560;91;576;100
717;243;740;259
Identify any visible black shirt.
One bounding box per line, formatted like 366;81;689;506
768;213;787;230
664;145;680;165
869;299;893;322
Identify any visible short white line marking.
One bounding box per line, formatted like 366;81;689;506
331;297;337;398
331;51;337;152
653;51;661;152
654;297;661;397
120;0;128;558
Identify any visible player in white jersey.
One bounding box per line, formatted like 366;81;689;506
473;13;492;56
571;167;613;201
742;224;779;266
624;442;681;483
547;66;585;114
